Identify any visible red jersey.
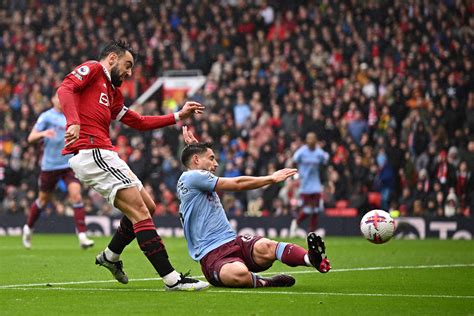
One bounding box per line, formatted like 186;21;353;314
58;60;176;155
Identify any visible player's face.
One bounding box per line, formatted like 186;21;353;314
51;93;61;112
197;148;219;174
306;133;317;147
110;51;134;87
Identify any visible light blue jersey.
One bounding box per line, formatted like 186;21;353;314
177;170;237;261
293;145;329;194
34;108;71;171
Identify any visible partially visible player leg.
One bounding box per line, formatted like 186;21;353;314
309;213;319;232
114;187;208;291
306;232;331;273
273;236;331;273
219;260;295;288
308;194;323;232
23;192;50;249
67;180;94;249
99;189;153;267
249;238;295;287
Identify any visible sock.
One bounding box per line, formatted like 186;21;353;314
104;247;121;262
251;273;271;288
78;232;88;241
275;242;308;267
251;272;261;288
108;216;136;255
162;270;181;286
133;218;175;279
296;211;307;225
72;202;87;233
27;199;43;228
309;213;319;232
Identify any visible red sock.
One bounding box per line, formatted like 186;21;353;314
133;218;174;277
296;211;307;225
27;200;43;228
72;203;87;233
309;213;319;232
276;242;307;267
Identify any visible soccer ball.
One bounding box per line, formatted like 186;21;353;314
360;210;396;244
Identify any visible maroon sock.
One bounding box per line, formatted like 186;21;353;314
72;203;87;233
296;211;307;225
309;213;319;232
277;242;308;267
133;218;174;277
108;216;136;254
27;200;43;228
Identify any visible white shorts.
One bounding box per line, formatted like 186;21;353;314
68;148;143;205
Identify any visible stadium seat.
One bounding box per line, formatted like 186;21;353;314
325;208;358;217
368;192;382;208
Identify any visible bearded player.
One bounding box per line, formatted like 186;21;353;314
57;40;208;291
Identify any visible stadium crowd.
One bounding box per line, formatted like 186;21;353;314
0;0;473;220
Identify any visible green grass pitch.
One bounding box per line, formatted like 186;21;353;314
0;235;473;315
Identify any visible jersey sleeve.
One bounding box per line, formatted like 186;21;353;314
318;149;330;164
63;62;102;92
185;170;219;192
57;61;102;126
110;90;128;121
293;147;302;163
34;112;48;131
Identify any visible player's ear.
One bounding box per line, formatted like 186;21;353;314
192;154;200;166
109;52;118;66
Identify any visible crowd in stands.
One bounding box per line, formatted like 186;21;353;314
0;0;473;220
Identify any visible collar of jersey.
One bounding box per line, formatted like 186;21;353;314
101;65;116;90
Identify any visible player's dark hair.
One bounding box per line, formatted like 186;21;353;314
181;142;214;167
98;40;137;61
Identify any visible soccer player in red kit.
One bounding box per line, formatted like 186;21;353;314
57;40;208;291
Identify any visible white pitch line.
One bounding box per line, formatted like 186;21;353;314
0;263;472;289
1;286;473;300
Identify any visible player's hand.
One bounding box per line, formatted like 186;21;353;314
178;101;205;120
182;126;199;145
271;168;298;183
42;129;56;139
65;124;80;147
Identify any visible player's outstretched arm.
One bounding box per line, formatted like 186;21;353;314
27;128;56;144
215;168;297;192
120;101;205;131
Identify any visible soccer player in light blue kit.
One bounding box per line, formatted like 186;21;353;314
290;132;330;237
176;127;331;288
22;93;94;249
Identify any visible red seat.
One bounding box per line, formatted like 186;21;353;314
368;192;381;208
325;208;358;217
335;200;349;208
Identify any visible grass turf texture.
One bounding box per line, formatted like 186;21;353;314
0;235;473;315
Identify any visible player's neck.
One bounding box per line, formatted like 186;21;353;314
100;60;111;73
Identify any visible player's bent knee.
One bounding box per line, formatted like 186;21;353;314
254;239;277;261
220;262;252;287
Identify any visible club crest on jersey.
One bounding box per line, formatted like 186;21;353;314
77;66;90;76
99;92;109;107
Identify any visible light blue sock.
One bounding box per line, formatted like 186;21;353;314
275;242;289;261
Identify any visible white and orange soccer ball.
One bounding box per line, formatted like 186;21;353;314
360;210;396;244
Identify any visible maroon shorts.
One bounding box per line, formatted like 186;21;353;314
300;193;321;207
200;235;271;287
38;168;80;193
